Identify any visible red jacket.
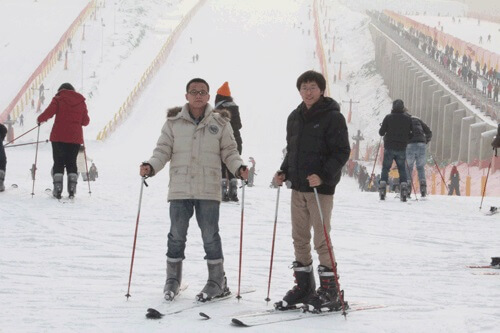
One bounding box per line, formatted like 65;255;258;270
37;90;90;144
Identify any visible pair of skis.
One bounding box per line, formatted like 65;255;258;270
146;288;256;319
146;293;385;327
44;188;74;203
226;302;386;327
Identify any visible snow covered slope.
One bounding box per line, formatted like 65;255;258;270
1;1;499;332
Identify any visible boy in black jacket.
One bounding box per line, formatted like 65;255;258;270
273;70;350;312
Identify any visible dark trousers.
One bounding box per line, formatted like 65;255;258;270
52;142;80;174
221;163;236;180
221;144;242;180
0;145;6;171
380;148;408;184
167;200;222;260
448;182;461;196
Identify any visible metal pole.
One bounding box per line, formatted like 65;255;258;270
236;182;247;300
265;186;280;303
368;137;382;188
82;144;92;195
3;125;39;147
125;177;148;300
479;148;496;209
31;125;41;197
4;140;48;148
313;188;347;317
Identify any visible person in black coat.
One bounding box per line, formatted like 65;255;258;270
492;124;500;150
215;81;243;202
273;70;350;312
0;123;7;191
379;99;413;201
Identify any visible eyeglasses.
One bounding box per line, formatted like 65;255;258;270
300;86;320;92
188;90;208;96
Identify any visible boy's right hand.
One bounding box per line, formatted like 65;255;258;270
274;170;286;186
140;163;152;177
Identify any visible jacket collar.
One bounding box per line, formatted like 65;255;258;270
180;103;214;125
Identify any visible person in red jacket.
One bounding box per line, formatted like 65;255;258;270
37;83;90;199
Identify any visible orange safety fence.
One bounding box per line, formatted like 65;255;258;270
0;0;97;123
312;0;331;97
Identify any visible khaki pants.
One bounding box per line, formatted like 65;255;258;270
291;190;334;268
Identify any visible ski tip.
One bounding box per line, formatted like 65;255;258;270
231;318;249;327
146;308;164;319
199;312;210;320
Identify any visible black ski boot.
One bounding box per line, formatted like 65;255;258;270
420;181;427;197
274;262;315;310
304;265;346;313
53;173;63;199
491;257;500;268
229;179;239;202
68;173;78;198
400;182;408;202
221;179;229;202
164;257;182;301
379;181;387;200
0;170;5;192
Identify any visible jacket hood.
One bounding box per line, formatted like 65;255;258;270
299;96;340;118
213;108;231;120
56;90;85;107
167;106;183;117
167;104;217;122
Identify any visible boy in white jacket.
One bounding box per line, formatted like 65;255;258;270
140;78;248;302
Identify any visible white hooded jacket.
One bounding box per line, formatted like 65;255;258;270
146;103;243;201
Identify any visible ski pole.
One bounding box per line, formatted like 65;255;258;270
3;124;39;146
479;149;495;209
125;176;148;300
405;160;418;201
82;143;92;196
236;180;247;300
4;139;48;148
368;137;382;188
31;125;41;197
265;186;281;303
430;153;447;185
313;187;347;317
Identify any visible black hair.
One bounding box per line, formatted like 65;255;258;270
58;83;75;92
296;70;326;92
186;78;209;93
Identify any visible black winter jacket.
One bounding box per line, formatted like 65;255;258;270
379;109;413;150
408;117;432;144
280;96;351;195
0;123;7;142
216;101;242;154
